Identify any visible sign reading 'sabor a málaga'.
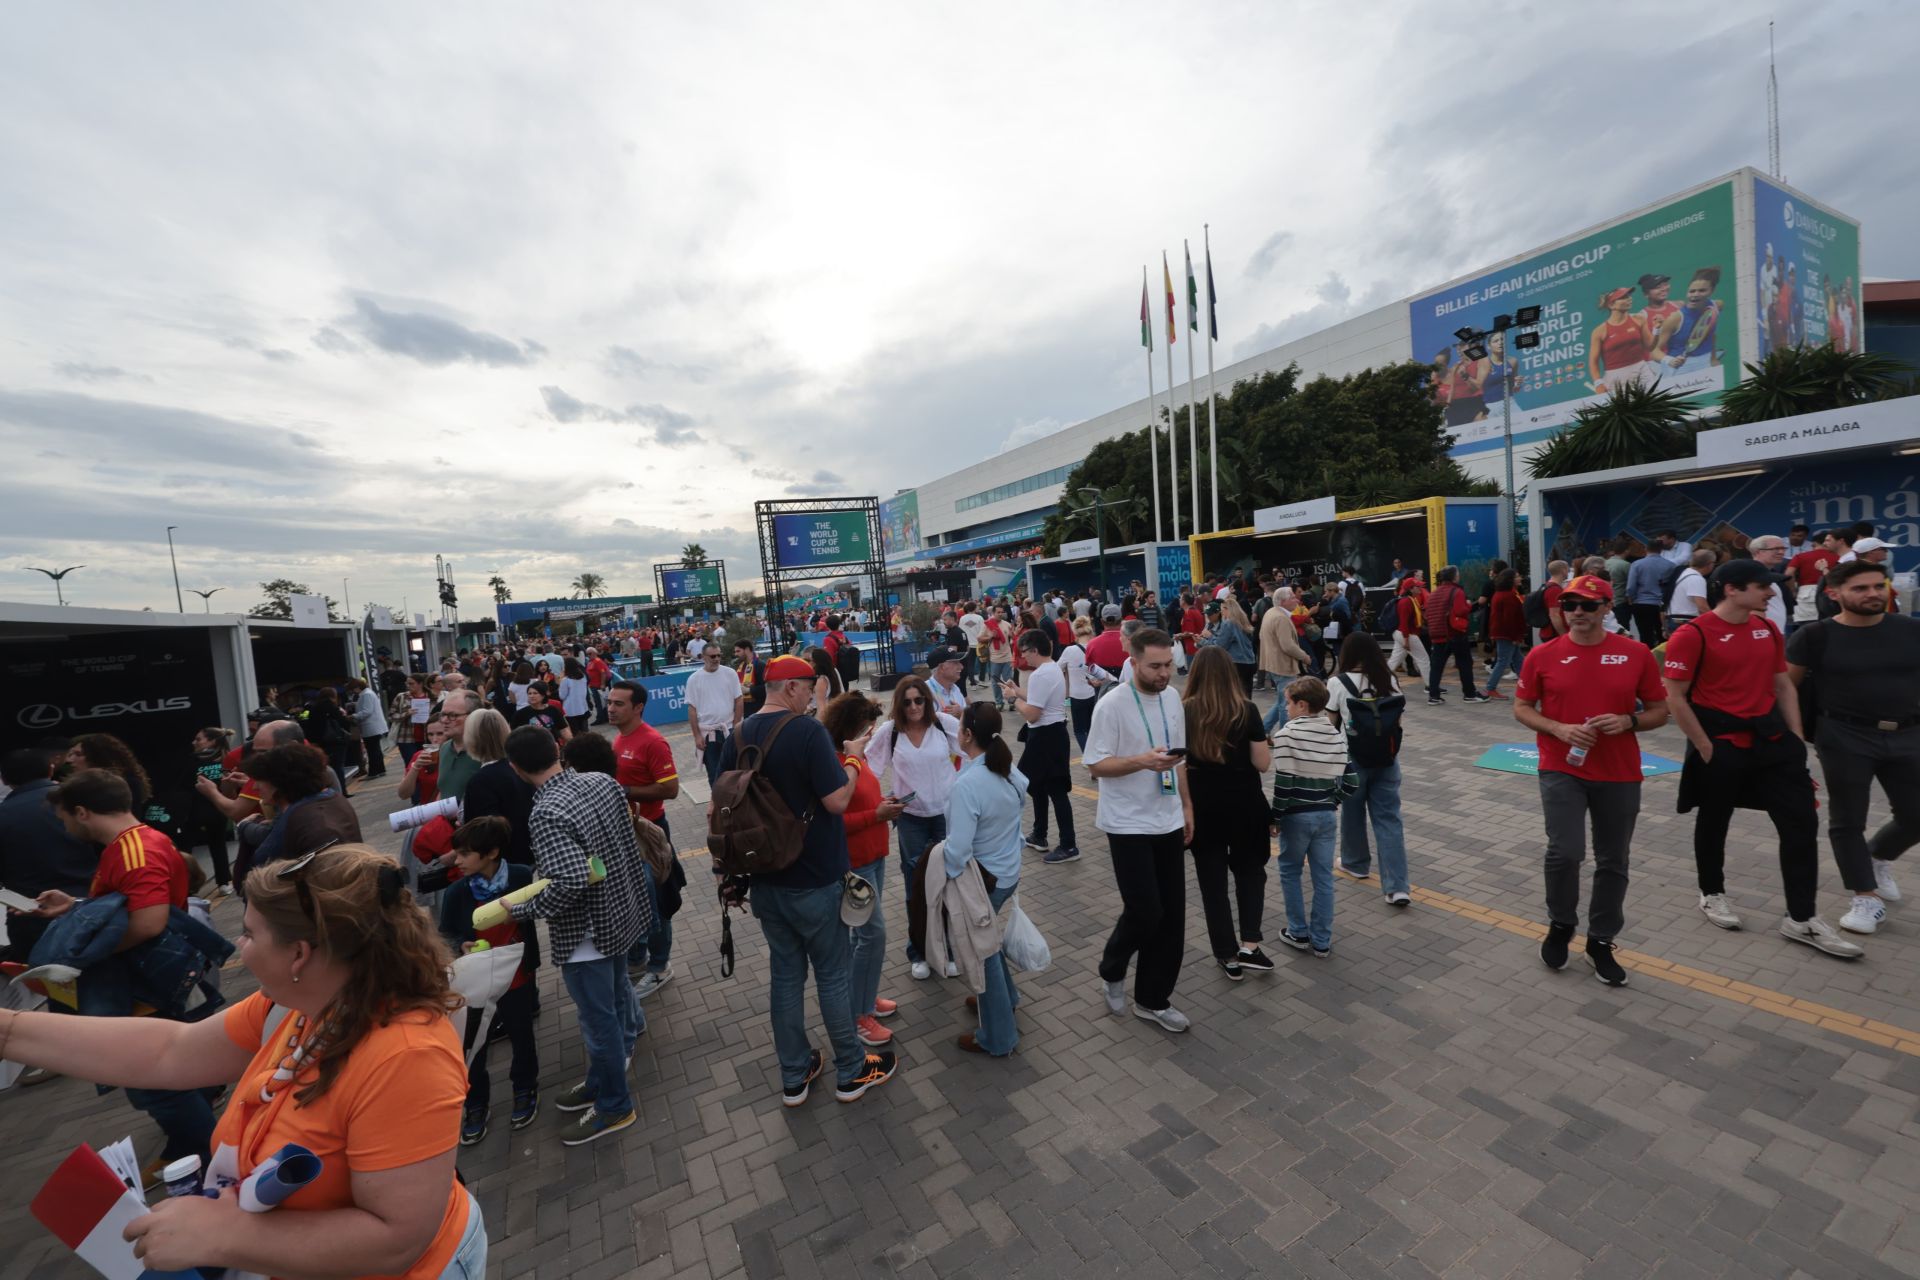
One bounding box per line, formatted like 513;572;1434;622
659;566;722;600
1692;397;1916;469
773;510;873;570
1409;181;1741;458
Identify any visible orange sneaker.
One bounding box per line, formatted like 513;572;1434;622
855;1015;893;1047
871;997;898;1019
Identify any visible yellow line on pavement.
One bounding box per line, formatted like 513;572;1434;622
1334;867;1920;1057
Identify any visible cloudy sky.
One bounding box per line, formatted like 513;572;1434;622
5;2;1915;617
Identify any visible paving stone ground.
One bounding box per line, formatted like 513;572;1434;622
6;660;1920;1279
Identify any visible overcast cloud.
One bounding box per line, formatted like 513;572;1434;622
2;2;1915;614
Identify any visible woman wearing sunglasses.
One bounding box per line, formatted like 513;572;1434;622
0;842;485;1277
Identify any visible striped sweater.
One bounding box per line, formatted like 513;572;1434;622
1269;715;1357;814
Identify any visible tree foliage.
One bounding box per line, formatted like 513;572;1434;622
1715;344;1915;426
1042;361;1496;552
487;574;512;604
570;573;608;599
249;578;341;620
679;544;709;567
1526;381;1700;479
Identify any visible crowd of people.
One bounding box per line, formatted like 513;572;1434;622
0;537;1912;1277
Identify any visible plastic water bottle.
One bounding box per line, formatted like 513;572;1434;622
1566;742;1589;766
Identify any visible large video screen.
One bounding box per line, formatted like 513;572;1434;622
772;509;873;570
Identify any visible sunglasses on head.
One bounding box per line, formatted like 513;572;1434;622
1560;597;1605;612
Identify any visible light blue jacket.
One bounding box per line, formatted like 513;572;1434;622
943;755;1027;886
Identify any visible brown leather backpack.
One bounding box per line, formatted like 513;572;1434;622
708;712;810;877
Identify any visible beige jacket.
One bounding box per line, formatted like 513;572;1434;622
1258;604;1311;676
920;843;1006;994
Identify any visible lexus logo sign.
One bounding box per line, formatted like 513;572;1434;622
15;696;194;730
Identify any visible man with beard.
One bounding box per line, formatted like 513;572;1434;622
1787;560;1920;935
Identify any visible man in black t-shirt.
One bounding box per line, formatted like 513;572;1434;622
1787;559;1920;936
712;653;896;1108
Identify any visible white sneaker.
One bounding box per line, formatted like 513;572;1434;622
1698;893;1742;930
910;961;932;981
1839;896;1886;935
1132;1003;1191;1033
944;960;960;978
1873;860;1902;903
1101;979;1127;1016
1780;915;1865;959
632;967;672;1000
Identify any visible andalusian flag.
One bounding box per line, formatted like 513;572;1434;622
1185;243;1199;331
1140;268;1152;351
1163;252;1177;346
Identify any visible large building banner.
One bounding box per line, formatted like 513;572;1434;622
880;490;921;563
1409;181;1741;457
1753;177;1863;358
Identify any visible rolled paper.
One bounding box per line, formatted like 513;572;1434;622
237;1142;323;1212
388;796;461;833
472;878;550;930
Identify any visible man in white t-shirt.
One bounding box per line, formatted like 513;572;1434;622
1656;531;1694;566
686;633;708;661
1667;549;1713;626
1082;626;1194;1035
683;646;743;786
1004;628;1076;863
957;607;986;688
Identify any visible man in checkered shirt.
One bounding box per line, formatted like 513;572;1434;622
506;725;654;1145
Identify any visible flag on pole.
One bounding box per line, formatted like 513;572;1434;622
1163;253;1177;346
1206;240;1219;340
1140;271;1153;352
1185;243;1199;331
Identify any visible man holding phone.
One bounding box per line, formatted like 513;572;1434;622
1004;629;1077;863
1082;627;1194;1033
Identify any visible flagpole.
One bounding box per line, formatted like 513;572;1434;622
1163;252;1180;543
1184;240;1200;537
1144;266;1163;544
1205;224;1221;533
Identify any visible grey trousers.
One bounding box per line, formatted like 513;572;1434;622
1540;771;1641;942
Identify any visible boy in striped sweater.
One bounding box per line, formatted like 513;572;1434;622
1269;677;1357;957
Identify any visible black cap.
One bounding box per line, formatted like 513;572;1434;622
1638;273;1670;292
1711;558;1775;591
925;645;966;667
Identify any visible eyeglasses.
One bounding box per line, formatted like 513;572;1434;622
1560;598;1605;612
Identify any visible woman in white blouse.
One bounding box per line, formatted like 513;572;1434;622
866;675;964;981
1059;616;1111;751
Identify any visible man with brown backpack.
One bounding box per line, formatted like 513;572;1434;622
708;653;899;1107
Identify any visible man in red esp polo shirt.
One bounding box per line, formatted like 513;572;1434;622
1513;575;1669;986
607;679;682;994
1663;559;1862;958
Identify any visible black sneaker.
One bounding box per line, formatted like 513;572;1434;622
783;1049;825;1108
1585;938;1628;987
511;1088;539;1130
1236;947;1276;973
1043;846;1081;865
1463;692;1491;704
554;1081;595;1113
1218;956;1245;981
1022;833;1050;852
1278;929;1312;952
835;1051;898;1102
460;1109;488;1146
1541;922;1574;971
1427;694;1445;706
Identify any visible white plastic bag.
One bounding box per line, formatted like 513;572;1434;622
1001;895;1051;973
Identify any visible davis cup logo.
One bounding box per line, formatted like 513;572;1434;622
1783;200;1797;229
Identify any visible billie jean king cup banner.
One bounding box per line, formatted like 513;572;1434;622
1754;177;1863;358
1474;742;1683;778
1410;181;1740;457
773;509;873;570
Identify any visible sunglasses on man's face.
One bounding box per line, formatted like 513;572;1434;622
1560;597;1605;613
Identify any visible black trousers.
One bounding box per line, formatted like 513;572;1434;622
361;734;386;777
1691;735;1820;921
466;983;539;1113
1070;696;1095;751
1029;776;1076;850
1813;721;1920;892
1190;824;1268;958
1630;605;1665;646
1098;828;1187;1010
1427;637;1474;696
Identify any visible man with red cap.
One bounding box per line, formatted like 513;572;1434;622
1512;574;1670;987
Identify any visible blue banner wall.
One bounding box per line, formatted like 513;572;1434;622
1156;544;1192;608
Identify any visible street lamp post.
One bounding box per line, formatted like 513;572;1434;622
24;564;84;606
165;526;184;613
191;587;225;612
1068;488;1134;599
1453;307;1542;558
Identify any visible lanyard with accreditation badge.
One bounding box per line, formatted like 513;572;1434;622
1131;684;1178;795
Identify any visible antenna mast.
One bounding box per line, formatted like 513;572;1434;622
1767;21;1782;179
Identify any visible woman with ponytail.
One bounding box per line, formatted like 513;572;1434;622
942;702;1029;1055
0;844;487;1278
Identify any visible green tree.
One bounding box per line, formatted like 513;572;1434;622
679;543;709;567
570;573;607;599
487;574;512;604
1715;344;1914;426
248;578;341;620
1526;381;1699;479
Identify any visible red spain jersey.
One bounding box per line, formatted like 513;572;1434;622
90;824;189;913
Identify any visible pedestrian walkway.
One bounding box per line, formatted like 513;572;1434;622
4;681;1919;1278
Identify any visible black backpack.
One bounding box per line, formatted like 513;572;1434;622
832;632;861;687
1522;587;1553;632
1337;674;1405;768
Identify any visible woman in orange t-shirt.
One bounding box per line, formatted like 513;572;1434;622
0;844;481;1278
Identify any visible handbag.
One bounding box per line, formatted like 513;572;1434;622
1001;895;1051;973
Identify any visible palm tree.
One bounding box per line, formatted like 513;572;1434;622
570;572;607;599
1716;344;1914;426
487;574;512;604
679;543;709;568
1527;380;1698;479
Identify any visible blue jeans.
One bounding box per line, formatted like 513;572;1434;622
1483;639;1522;694
1277;810;1337;950
988;661;1013;704
438;1193;488;1279
1340;762;1407;894
750;881;865;1088
626;862;673;975
976;883;1021;1055
559;955;639;1118
848;860;886;1017
699;729;731;786
896;812;947;963
1262;674;1298;735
